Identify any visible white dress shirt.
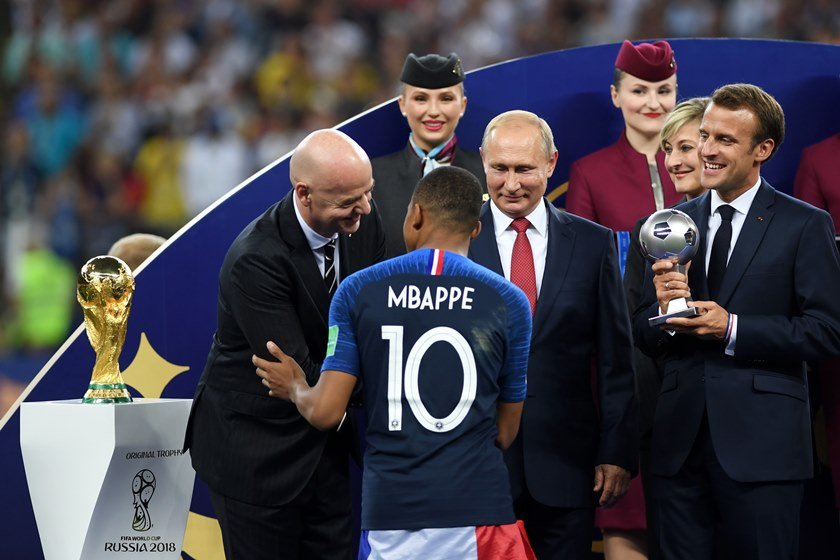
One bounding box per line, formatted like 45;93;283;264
703;176;762;356
293;195;340;280
489;199;549;296
704;177;762;271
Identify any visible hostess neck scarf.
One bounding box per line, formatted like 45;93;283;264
409;133;458;176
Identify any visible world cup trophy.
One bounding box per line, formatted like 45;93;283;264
77;256;134;403
639;209;701;326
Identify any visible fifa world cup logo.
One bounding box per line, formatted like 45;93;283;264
132;469;156;531
77;256;134;403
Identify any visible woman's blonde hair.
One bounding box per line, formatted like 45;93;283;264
660;97;710;151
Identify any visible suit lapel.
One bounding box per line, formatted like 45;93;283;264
470;200;575;342
471;203;505;275
399;143;421;184
715;181;775;307
277;195;331;323
531;202;574;339
686;193;711;300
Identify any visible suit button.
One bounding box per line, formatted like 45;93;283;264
701;376;705;382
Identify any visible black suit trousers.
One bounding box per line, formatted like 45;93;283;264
514;488;595;560
651;413;804;560
210;443;353;560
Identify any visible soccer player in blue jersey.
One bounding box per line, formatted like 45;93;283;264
255;165;536;559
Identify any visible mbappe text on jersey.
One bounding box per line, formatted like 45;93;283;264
387;285;474;310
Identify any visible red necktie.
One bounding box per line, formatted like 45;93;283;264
510;218;537;315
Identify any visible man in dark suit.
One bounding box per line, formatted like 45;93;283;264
469;110;638;559
184;129;386;560
372;52;486;258
634;84;840;559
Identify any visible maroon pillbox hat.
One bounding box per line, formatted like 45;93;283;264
614;40;677;82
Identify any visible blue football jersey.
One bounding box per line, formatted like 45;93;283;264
323;248;532;530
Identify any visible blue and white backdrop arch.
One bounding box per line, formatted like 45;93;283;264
2;39;839;559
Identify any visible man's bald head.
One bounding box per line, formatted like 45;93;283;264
290;129;371;192
290;129;374;237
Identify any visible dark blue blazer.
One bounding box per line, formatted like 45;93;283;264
469;199;638;508
634;180;840;482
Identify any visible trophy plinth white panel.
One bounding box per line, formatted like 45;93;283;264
20;398;195;560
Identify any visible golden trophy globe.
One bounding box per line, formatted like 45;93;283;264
77;256;134;403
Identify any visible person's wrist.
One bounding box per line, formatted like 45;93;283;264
723;312;733;342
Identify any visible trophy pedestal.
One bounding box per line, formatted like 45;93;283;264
20;399;195;560
648;297;701;326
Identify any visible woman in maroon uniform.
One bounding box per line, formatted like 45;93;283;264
566;40;681;234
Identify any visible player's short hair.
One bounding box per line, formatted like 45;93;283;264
660;97;709;151
709;83;785;161
412;166;482;235
481;110;555;161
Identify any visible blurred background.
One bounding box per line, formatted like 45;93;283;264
0;0;837;417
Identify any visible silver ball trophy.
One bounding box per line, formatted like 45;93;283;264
639;209;701;326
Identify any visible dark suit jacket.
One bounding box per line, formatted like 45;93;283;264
184;192;385;506
372;142;486;258
634;181;840;482
566;131;681;233
469;199;638;508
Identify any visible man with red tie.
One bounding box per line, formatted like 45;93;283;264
468;110;638;559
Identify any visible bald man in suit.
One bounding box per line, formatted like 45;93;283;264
185;130;385;560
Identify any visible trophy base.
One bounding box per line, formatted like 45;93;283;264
83;383;133;404
648;305;701;326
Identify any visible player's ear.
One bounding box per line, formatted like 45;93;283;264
469;220;481;240
411;203;425;231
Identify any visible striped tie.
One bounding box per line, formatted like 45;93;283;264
323;239;337;298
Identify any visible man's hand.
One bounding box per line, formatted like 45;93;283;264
593;464;631;507
664;300;729;340
253;341;306;401
651;260;691;315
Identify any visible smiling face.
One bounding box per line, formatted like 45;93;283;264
399;84;467;152
698;103;773;202
299;177;373;237
611;72;677;139
662;119;704;199
481;120;557;219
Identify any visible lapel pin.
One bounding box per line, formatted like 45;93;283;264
757;216;764;221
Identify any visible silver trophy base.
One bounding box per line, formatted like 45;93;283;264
649;298;700;326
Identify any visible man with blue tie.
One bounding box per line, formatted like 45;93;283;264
635;83;840;559
469;110;639;559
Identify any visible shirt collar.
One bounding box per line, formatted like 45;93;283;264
293;194;336;251
489;198;548;238
710;176;761;218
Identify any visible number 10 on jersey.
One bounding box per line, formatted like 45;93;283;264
381;325;478;433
